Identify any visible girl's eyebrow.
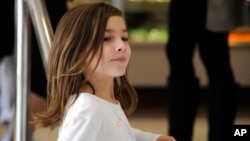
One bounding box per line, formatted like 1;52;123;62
105;29;128;33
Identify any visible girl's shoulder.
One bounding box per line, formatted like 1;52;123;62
64;93;102;120
68;93;100;110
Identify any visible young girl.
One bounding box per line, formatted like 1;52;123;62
33;2;176;141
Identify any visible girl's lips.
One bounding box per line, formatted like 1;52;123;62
111;57;126;62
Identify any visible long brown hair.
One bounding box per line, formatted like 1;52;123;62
33;2;138;129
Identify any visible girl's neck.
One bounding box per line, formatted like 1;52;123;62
81;80;117;104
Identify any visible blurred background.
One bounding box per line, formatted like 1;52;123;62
1;0;250;141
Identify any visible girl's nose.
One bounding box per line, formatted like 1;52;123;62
117;48;122;52
115;40;126;52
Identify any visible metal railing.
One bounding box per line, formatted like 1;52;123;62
15;0;29;140
15;0;53;140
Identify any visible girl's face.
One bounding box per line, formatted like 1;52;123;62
88;16;131;79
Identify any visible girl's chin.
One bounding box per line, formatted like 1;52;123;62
114;72;126;77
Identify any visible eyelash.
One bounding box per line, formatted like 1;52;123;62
103;37;129;41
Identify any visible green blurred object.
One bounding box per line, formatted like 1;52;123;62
147;28;168;43
129;28;148;43
129;28;169;44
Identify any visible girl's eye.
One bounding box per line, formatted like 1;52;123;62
104;37;129;41
104;37;112;41
122;37;129;41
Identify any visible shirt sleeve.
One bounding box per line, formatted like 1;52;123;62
57;117;97;141
133;128;161;141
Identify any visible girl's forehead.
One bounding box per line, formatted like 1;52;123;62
105;16;127;30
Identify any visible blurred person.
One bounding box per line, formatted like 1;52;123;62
1;0;68;141
0;55;15;138
0;0;16;140
165;0;247;141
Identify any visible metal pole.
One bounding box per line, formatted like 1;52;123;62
112;0;124;14
15;0;29;140
27;0;54;71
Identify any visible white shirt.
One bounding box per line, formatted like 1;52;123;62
58;93;161;141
